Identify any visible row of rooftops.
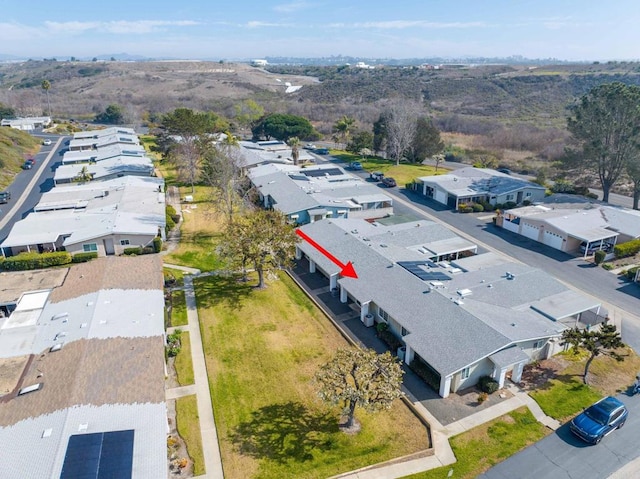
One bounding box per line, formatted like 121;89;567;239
297;218;600;377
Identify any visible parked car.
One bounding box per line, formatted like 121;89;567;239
314;148;329;155
26;158;36;166
304;143;317;150
497;168;512;175
370;171;384;181
0;191;10;204
570;396;628;444
22;161;33;170
350;161;363;171
580;242;613;254
381;177;397;187
42;139;52;146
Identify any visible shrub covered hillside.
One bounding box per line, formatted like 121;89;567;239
0;127;41;188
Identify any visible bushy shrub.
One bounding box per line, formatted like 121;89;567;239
503;201;517;210
594;250;606;265
409;360;441;391
141;246;155;255
123;247;143;255
72;252;98;263
458;203;474;213
479;375;500;394
166;204;180;224
478;200;495;211
165;213;175;231
522;200;532;206
585;192;599;200
614;239;640;259
602;263;614;271
1;251;72;271
153;237;163;253
378;330;403;353
167;329;182;357
624;266;640;281
472;203;484;212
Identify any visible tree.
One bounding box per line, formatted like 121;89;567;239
41;80;52;117
218;209;298;289
384;100;420;166
346;130;374;156
332;115;356;149
0;102;15;120
251;113;317;142
626;152;640;210
433;153;445;174
159;108;229;193
406;116;444;163
201;132;245;224
234;99;264;131
561;324;625;384
287;136;300;165
372;114;387;155
316;348;404;430
75;165;92;183
566;82;640;203
95;104;124;124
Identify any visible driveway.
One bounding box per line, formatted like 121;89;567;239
479;393;640;479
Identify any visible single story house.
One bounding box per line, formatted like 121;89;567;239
54;156;155;184
415;167;546;209
0;256;167;478
1;117;52;131
498;198;640;257
296;218;602;398
0;176;165;257
239;140;316;173
72;126;137;140
249;163;394;224
62;144;147;164
68;133;140;152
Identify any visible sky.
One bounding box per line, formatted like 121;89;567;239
1;0;639;61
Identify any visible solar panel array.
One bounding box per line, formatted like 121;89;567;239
302;168;343;177
61;429;134;479
397;261;452;282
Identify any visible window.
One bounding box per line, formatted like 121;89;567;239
461;367;470;379
525;192;532;197
401;327;409;337
83;243;98;252
120;239;130;246
506;194;514;201
533;340;545;350
378;306;389;322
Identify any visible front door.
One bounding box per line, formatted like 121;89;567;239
103;238;115;255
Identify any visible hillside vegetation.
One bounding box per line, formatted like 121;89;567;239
0;127;40;188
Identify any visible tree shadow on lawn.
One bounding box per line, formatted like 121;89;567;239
230;402;340;463
194;274;253;310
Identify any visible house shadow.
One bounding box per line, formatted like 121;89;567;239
229;402;339;463
616;281;640;300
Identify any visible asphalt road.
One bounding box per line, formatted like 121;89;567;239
0;134;67;246
479;393;640;479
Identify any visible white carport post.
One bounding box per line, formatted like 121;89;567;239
493;367;508;389
329;273;338;291
439;375;452;398
295;246;302;260
512;361;525;383
404;345;415;365
360;301;370;322
309;259;316;273
339;285;348;304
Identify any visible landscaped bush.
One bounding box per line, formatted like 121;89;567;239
585;192;599;200
167;204;181;224
479;375;500;394
472;203;484;212
624;266;640;281
167;329;182;357
478;200;495;211
503;201;517;210
409;359;441;391
614;239;640;259
0;251;72;271
602;263;614;270
123;247;143;255
522;200;532;206
594;250;606;265
71;252;98;263
153;237;163;253
378;330;403;353
458;203;474;213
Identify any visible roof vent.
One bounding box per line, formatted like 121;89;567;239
18;383;43;395
457;288;473;297
454;299;464;305
506;272;515;280
51;312;68;321
50;343;63;352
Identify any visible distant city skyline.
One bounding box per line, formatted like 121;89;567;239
2;0;638;62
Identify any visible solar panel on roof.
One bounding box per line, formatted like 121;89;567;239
397;261;451;282
61;429;134;479
302;168;343;177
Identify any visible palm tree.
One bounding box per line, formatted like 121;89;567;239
41;80;52;118
332;116;356;149
76;166;92;183
288;136;300;165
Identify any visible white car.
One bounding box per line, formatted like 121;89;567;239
43;139;52;146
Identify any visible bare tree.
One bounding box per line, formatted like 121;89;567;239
384;100;421;166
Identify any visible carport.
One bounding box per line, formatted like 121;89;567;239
489;346;529;388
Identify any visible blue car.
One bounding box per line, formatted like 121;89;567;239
570;396;628;444
350;161;363;170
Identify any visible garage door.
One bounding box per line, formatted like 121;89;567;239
435;190;447;204
521;222;539;241
542;230;564;250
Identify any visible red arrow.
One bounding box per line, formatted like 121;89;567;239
296;229;358;279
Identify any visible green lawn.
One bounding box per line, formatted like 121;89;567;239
329;150;448;186
530;379;601;422
170;289;188;327
175;332;194;386
404;408;549;479
195;271;430;479
176;394;205;476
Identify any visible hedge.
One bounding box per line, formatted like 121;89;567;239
377;330;403;353
614;239;640;259
153;237;163;253
479;375;500;394
72;252;98;263
409;359;441;391
594;250;606;265
1;251;72;271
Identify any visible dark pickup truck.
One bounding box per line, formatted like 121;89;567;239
0;191;10;204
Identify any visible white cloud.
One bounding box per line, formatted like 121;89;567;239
352;20;488;29
44;20;199;35
246;21;291;28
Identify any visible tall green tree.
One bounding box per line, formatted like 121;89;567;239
406;116;444;163
252;113;317;142
566;82;640;203
561;324;625;384
159;108;229;193
346;130;374;156
218;209;298;289
95;104;124;124
41;80;52;117
316;348;404;430
372;114;387;155
234;99;264;131
0;102;15;120
626;152;640;210
332;115;356;149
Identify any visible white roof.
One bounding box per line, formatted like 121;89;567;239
73;127;137;139
54;156;154;182
63;144;146;164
